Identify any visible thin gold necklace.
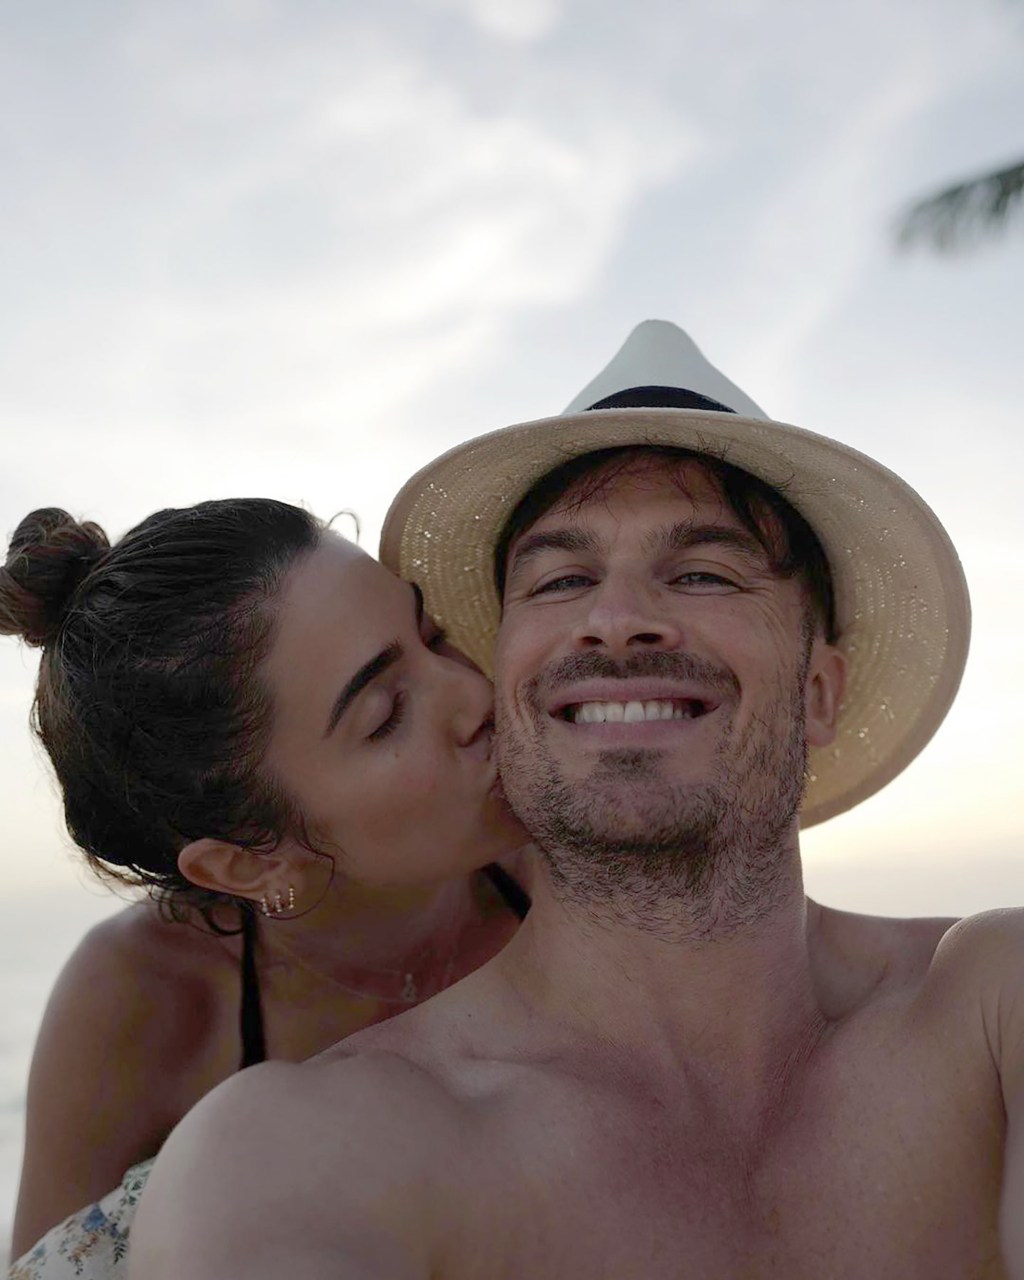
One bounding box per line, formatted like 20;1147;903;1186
264;902;465;1006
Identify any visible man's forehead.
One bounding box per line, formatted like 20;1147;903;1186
522;453;730;531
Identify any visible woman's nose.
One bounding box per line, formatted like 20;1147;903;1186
436;651;495;746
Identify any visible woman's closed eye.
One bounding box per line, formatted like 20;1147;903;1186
367;690;407;743
366;622;452;743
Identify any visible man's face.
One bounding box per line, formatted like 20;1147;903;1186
494;457;844;911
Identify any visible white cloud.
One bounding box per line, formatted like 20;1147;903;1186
2;14;697;457
419;0;564;42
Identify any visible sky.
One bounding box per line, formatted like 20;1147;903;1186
1;0;1023;918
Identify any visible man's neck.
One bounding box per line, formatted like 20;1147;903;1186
491;844;831;1114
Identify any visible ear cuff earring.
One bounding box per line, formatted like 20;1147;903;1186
260;884;296;917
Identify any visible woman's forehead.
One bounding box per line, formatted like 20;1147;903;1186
275;535;405;635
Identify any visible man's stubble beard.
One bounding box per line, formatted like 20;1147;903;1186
496;651;810;941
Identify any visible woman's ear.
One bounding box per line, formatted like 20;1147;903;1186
177;838;286;904
804;641;847;748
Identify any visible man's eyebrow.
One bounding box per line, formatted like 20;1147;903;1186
323;583;422;738
654;523;768;563
505;528;600;585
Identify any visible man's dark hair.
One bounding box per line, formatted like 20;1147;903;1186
0;498;324;922
494;446;837;643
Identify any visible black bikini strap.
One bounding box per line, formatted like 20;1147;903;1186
239;909;268;1069
483;863;531;921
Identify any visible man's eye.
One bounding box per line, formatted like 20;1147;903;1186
425;626;449;651
673;571;736;588
530;573;594;596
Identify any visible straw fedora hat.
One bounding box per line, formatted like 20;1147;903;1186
380;320;971;827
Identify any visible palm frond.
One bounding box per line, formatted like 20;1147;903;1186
897;158;1024;252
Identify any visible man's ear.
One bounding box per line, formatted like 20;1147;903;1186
804;641;847;748
178;837;287;905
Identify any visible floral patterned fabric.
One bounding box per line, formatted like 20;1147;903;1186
9;1160;154;1280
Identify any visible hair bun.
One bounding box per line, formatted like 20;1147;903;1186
0;508;111;646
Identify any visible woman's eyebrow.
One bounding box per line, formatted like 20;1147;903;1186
324;641;402;738
323;583;423;738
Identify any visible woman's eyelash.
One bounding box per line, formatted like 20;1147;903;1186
366;626;447;745
368;691;406;742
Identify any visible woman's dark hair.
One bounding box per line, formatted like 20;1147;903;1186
494;445;837;643
0;499;323;920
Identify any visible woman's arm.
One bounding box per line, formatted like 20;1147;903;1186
11;906;204;1258
9;1158;155;1278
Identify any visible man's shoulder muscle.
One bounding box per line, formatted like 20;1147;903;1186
908;908;1024;1076
129;1052;458;1279
924;907;1024;1000
925;908;1024;1274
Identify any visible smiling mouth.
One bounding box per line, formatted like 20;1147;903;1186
559;698;712;725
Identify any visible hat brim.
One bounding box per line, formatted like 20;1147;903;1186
380;406;970;827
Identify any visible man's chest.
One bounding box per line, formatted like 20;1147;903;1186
438;1022;1007;1279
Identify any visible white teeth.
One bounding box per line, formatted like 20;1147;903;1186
569;699;698;724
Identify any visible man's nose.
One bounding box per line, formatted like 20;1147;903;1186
572;578;684;654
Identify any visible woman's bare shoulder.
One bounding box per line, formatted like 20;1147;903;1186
11;899;243;1255
79;897;237;978
36;898;240;1079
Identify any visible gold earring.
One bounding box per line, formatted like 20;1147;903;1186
260;885;296;918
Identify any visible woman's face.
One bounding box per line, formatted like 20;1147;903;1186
261;532;525;887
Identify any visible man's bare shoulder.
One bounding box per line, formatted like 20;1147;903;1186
157;1046;463;1175
817;899;1024;992
810;900;954;1008
130;1052;458;1279
922;907;1024;1035
822;901;1024;1044
912;906;1024;991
